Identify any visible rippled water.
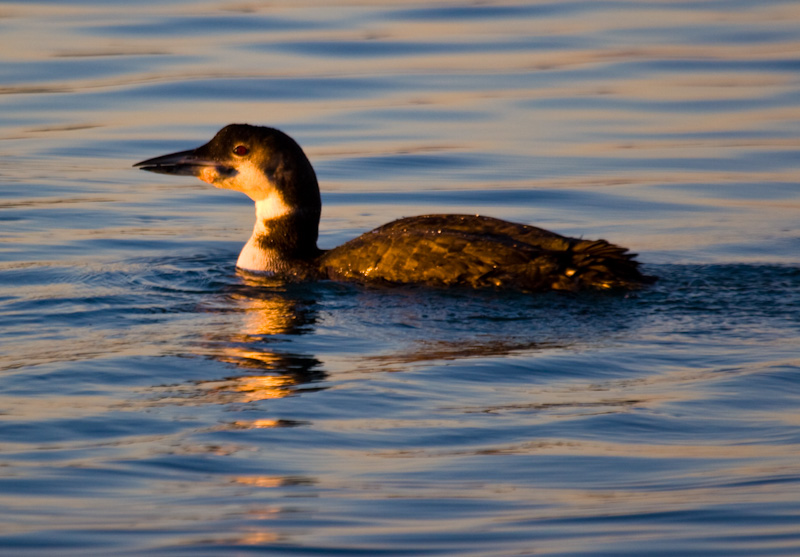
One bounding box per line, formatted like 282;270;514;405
1;1;799;555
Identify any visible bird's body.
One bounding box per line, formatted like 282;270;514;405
135;124;654;292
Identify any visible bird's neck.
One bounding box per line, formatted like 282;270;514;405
236;194;321;274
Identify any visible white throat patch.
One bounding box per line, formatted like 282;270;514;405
255;193;292;223
235;194;293;273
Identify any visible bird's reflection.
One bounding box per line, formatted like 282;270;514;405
149;272;641;412
150;277;326;410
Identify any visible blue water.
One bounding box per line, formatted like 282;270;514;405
1;1;799;555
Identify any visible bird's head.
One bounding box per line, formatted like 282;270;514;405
134;124;320;211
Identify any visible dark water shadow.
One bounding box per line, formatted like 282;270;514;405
115;254;799;409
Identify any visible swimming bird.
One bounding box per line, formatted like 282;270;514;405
134;124;654;291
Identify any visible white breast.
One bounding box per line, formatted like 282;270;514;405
234;195;292;274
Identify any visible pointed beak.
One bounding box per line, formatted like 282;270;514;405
133;147;234;178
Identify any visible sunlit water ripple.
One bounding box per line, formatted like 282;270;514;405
1;1;799;555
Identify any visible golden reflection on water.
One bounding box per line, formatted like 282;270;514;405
191;374;296;404
224;276;317;336
229;418;304;429
150;286;326;409
234;476;284;489
229;531;282;546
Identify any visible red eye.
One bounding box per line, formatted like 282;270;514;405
233;145;249;156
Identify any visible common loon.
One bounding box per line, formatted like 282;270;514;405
134;124;654;291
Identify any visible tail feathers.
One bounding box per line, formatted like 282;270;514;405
566;239;655;290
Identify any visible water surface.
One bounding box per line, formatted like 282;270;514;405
1;1;799;555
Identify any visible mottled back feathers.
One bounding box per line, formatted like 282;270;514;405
318;215;653;292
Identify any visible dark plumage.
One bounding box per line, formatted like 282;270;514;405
135;124;655;292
